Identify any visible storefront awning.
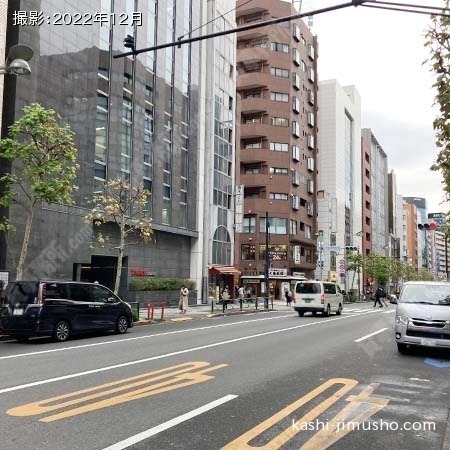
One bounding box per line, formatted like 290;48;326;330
209;265;241;275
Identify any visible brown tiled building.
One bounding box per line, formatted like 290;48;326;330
234;0;318;294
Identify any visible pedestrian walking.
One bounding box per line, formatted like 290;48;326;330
245;286;253;304
285;288;292;306
238;285;245;306
221;286;230;311
374;287;385;308
179;284;189;314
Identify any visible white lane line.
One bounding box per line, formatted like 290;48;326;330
0;314;295;361
102;394;238;450
0;309;382;395
354;328;388;343
382;310;395;314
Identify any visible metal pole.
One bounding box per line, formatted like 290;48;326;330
264;211;270;309
446;234;450;281
357;249;361;302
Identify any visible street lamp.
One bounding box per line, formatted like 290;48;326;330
0;45;33;76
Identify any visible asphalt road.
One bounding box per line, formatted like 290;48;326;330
0;305;449;450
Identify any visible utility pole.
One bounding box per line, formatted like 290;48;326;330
264;211;270;309
357;249;361;302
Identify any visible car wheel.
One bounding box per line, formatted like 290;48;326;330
53;320;71;342
397;343;409;354
323;305;331;317
13;335;29;343
297;311;304;317
336;304;342;316
115;315;129;334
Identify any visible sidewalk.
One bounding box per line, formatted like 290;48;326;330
137;299;294;324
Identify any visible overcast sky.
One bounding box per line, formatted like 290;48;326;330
302;0;447;213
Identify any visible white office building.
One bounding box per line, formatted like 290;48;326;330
190;0;237;302
316;80;362;292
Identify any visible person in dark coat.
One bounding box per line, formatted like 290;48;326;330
374;287;385;308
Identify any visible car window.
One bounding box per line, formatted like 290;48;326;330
68;284;92;302
296;283;321;294
44;283;67;299
5;282;38;305
400;284;450;305
92;285;116;303
336;285;342;294
324;284;336;294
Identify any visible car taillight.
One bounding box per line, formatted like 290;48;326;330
321;294;325;304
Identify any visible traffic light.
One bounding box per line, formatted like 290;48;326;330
345;246;358;251
418;223;437;231
123;34;135;50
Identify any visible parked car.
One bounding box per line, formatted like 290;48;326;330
395;281;450;353
292;280;343;317
0;281;133;342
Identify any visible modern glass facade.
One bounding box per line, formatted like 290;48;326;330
1;0;201;292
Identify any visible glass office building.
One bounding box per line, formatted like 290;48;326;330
1;0;202;293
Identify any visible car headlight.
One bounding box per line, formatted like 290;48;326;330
395;316;408;326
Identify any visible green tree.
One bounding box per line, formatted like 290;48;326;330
362;254;389;288
0;103;79;280
85;177;152;294
426;4;450;200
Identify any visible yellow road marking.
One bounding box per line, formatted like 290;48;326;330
222;378;389;450
222;378;358;450
301;383;389;450
171;317;193;322
7;361;226;423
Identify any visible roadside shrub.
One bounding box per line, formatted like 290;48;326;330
129;277;196;291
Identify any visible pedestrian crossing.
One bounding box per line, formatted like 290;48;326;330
343;306;388;314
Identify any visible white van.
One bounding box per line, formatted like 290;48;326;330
293;280;344;317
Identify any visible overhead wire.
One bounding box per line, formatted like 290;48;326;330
114;0;450;59
178;0;254;40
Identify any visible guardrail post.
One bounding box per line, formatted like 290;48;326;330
150;302;155;320
160;302;165;320
147;303;151;320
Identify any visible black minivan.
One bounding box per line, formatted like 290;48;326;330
0;281;133;342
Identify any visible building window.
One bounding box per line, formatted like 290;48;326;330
244;140;262;149
307;43;315;60
269;193;288;200
292;121;300;138
307;157;314;171
271;42;289;53
307;112;315;127
290;219;298;235
243;215;256;233
270;92;289;102
291;195;299;210
308;89;315;105
212;226;231;265
293;96;300;113
241;244;256;260
259;217;288;234
293;72;300;90
307;134;315;149
293;48;300;66
271;117;289;127
292;170;300;186
307;179;314;194
271;67;289;78
293;23;301;41
307;201;314;216
301;60;306;72
307;67;315;83
269;167;288;175
305;225;312;239
270;142;288;152
244;167;260;174
292;145;300;161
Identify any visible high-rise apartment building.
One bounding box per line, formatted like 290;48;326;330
235;0;318;297
1;0;203;293
403;202;419;268
0;0;7;134
316;80;361;290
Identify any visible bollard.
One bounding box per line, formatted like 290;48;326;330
256;297;258;310
239;299;243;311
146;303;151;320
150;302;155;320
160;302;165;320
271;297;273;309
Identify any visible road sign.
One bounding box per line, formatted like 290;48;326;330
323;245;340;252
